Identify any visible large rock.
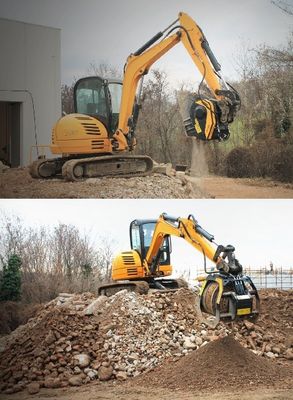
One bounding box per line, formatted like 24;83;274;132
44;378;61;388
82;296;108;316
45;330;56;345
183;337;196;350
98;366;113;381
27;382;40;394
73;354;90;368
152;163;175;177
116;371;127;381
68;375;83;386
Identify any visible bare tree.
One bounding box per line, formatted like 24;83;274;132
136;69;192;165
61;61;121;115
0;215;117;303
87;61;121;79
61;84;74;114
271;0;293;15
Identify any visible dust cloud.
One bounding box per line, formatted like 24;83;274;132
176;91;209;178
190;140;209;177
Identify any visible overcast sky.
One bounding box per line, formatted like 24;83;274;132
0;0;292;86
0;199;292;278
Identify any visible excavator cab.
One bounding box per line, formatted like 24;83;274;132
74;76;123;134
130;219;171;266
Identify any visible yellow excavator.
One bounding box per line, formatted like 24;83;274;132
98;213;260;328
30;12;240;181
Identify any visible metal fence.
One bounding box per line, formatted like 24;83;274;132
243;268;293;290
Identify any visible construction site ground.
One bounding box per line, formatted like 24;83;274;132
1;168;293;198
1;382;292;400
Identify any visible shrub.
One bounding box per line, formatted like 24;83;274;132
226;147;256;178
0;254;22;301
272;146;293;182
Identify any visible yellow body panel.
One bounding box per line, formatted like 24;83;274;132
156;264;172;277
50;113;112;155
112;250;145;281
112;250;172;281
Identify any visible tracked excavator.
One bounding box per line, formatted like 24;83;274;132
98;213;260;328
30;12;240;181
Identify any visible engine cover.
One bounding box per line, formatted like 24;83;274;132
50;113;112;155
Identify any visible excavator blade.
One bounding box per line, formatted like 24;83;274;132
29;155;153;180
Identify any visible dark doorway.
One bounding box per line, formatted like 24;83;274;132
0;101;21;167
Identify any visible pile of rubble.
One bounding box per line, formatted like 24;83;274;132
0;289;292;394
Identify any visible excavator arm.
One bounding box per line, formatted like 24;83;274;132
144;213;259;328
113;12;240;151
145;213;240;276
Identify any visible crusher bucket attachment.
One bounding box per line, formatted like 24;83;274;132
196;273;260;329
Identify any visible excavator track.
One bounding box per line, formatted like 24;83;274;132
29;158;62;179
98;281;150;297
62;155;153;181
29;155;153;180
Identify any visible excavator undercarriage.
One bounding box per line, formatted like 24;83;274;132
29;154;153;181
98;277;187;297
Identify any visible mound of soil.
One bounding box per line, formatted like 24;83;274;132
134;336;293;391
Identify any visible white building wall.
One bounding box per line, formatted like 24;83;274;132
0;18;61;166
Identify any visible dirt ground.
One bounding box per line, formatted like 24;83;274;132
193;176;293;199
0;383;292;400
1;168;293;198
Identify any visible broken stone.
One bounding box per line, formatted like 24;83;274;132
183;338;196;350
82;296;108;316
116;371;127;381
244;320;255;330
98;366;113;381
73;354;90;368
45;331;56;345
27;382;40;395
44;377;61;388
68;375;83;386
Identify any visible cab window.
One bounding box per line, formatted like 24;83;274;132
131;224;141;253
75;78;108;117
